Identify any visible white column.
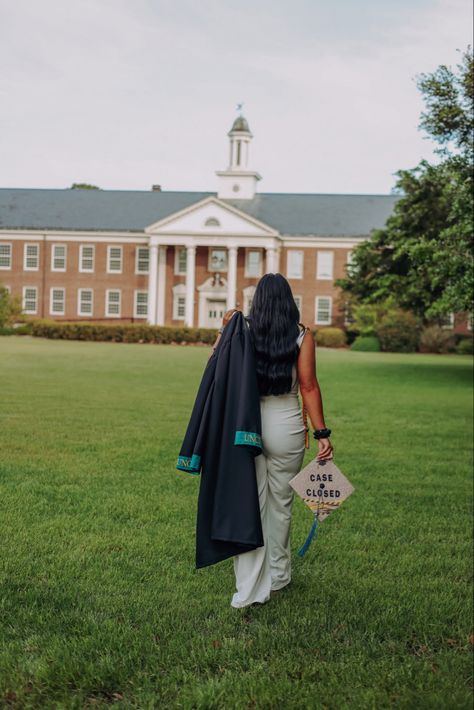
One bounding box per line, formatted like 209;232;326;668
185;245;196;327
156;246;167;326
227;246;238;310
148;243;158;325
265;247;277;274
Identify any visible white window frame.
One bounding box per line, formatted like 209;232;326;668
135;246;150;274
244;248;262;278
440;312;455;329
0;242;12;270
23;243;40;271
287;250;304;279
51;243;67;272
134;290;148;318
315;296;332;325
49;287;65;316
208;248;228;272
105;289;121;318
243;285;256;316
78;288;94;316
293;295;303;318
172;284;186;320
174;247;187;275
79;244;95;273
316;250;334;280
107;245;123;274
468;313;473;332
22;286;37;314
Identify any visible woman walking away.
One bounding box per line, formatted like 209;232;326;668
231;273;333;609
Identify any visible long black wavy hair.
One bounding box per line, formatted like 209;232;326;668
248;273;301;396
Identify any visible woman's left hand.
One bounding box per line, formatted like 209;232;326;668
316;437;334;461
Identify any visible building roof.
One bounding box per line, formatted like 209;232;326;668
229;115;251;133
0;188;399;236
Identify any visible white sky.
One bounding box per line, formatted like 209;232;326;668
0;0;472;194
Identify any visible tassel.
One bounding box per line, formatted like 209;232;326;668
297;512;320;557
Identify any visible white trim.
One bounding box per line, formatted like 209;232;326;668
172;283;186;320
0;230;149;243
242;284;256;316
22;286;37;314
468;313;473;332
174;246;187;275
0;242;12;270
316;250;334;280
293;295;303;317
145;195;279;236
315;296;333;325
282;237;366;248
49;287;65;316
134;289;148;318
105;288;121;317
77;288;93;316
440;312;455;329
51;243;67;272
107;245;123;274
244;248;263;278
23;243;40;271
208;247;228;272
79;244;95;273
135;246;150;274
287;249;304;279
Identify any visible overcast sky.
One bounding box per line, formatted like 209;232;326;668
0;0;471;194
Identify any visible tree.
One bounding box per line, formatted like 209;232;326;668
70;183;100;190
0;285;22;327
336;48;473;322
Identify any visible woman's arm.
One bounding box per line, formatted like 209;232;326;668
297;330;334;460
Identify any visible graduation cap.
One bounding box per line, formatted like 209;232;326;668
289;458;355;557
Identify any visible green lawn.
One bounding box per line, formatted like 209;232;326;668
0;336;472;710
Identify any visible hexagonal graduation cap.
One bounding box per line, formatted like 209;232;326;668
289;459;355;556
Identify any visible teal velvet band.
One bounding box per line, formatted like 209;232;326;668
176;453;201;473
234;431;262;448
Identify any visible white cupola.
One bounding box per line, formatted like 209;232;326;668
216;114;262;199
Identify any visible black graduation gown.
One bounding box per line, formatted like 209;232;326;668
176;311;264;569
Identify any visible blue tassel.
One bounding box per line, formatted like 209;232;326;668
297;512;319;557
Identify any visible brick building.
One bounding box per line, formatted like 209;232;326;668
0;115;470;332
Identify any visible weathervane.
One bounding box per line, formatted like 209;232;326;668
236;102;244;114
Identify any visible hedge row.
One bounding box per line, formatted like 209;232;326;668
30;320;219;344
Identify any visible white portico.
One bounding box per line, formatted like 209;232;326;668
145;114;281;328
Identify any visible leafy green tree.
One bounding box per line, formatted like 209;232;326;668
70;183;100;190
0;285;22;327
336;48;473;322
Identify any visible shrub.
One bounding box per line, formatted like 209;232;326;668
419;325;456;353
313;327;347;348
376;310;421;353
0;326;15;336
350;336;381;352
456;337;473;355
30;320;219;345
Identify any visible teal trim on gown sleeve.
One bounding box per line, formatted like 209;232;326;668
176;453;201;474
234;431;262;449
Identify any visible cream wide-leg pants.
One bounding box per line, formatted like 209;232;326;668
231;392;306;608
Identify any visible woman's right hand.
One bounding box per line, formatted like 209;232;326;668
316;437;333;461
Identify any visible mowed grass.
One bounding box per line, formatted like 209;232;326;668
0;336;472;710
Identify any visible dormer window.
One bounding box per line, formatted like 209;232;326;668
205;217;220;227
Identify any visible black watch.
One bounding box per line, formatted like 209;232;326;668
313;428;331;440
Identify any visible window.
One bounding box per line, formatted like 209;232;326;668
78;288;93;316
172;284;186;320
316;251;334;280
243;286;256;316
245;249;262;278
134;290;148;318
79;245;95;272
106;289;121;317
136;247;149;274
51;244;67;271
50;288;65;315
175;247;187;275
22;286;37;314
293;295;302;318
315;296;332;325
107;246;122;273
23;243;39;271
439;312;454;328
204;217;220;227
209;248;228;272
468;313;473;331
0;243;12;269
287;250;303;279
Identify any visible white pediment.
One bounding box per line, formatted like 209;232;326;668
145;196;278;237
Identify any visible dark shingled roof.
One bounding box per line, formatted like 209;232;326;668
0;188;399;236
